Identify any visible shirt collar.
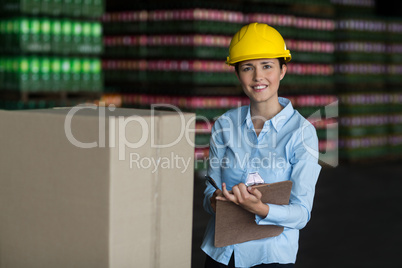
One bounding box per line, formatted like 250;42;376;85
240;97;294;132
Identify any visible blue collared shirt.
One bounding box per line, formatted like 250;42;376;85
201;97;321;268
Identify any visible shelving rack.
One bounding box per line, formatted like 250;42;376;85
101;0;339;170
0;0;105;109
332;0;401;161
387;18;402;160
243;0;338;167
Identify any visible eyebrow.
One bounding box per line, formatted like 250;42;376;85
239;61;275;68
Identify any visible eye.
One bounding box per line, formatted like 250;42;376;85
263;64;272;69
241;66;252;72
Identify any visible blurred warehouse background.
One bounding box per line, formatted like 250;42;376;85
2;0;402;165
1;0;402;267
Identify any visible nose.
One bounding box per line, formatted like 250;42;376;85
253;67;263;81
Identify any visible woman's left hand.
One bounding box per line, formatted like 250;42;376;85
217;182;269;218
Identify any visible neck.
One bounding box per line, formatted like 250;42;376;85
250;96;283;121
250;95;283;137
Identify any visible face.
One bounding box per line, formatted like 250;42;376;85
236;58;287;105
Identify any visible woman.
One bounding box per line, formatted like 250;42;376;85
201;22;322;268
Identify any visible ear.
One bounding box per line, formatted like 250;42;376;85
280;64;287;81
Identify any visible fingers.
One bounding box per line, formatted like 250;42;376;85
215;187;227;201
233;184;264;210
221;183;238;204
235;183;257;203
214;182;266;215
215;195;228;201
226;183;251;205
231;183;244;204
216;183;263;206
247;186;262;200
238;183;250;200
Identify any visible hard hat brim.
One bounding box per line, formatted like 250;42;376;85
226;51;292;66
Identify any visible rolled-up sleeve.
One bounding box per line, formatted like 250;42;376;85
256;124;321;229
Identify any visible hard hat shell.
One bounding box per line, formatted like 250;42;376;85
226;22;291;66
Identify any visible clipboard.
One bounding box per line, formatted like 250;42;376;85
214;180;293;247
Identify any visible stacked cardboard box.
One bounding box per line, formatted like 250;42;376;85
0;107;195;267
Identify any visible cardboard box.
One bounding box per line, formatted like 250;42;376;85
0;105;195;268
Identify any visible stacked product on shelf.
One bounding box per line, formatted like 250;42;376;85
101;6;243;90
244;0;338;166
387;19;402;159
0;0;104;110
334;0;391;161
101;1;339;169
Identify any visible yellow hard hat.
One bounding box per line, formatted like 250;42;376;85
226;22;291;66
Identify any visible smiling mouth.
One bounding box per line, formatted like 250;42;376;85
252;85;267;90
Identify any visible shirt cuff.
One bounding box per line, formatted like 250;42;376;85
255;204;284;225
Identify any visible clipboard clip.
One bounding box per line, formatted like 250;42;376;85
245;172;265;187
245;182;266;187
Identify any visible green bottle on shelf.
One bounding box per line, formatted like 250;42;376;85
81;21;92;54
29;56;41;92
72;0;82;17
0;57;6;90
50;57;61;92
10;19;19;54
81;58;91;91
40;18;52;53
0;21;5;54
0;58;4;89
17;57;25;91
19;17;30;53
51;0;63;16
10;58;18;91
40;57;51;92
61;19;72;55
42;0;52;15
1;57;7;89
29;18;41;53
82;0;92;18
92;0;104;18
90;58;102;92
91;22;103;55
72;21;82;55
71;57;82;92
31;0;41;15
16;57;24;91
5;19;13;53
16;0;31;15
51;19;62;54
4;58;11;90
60;57;72;92
62;0;74;17
27;100;36;109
